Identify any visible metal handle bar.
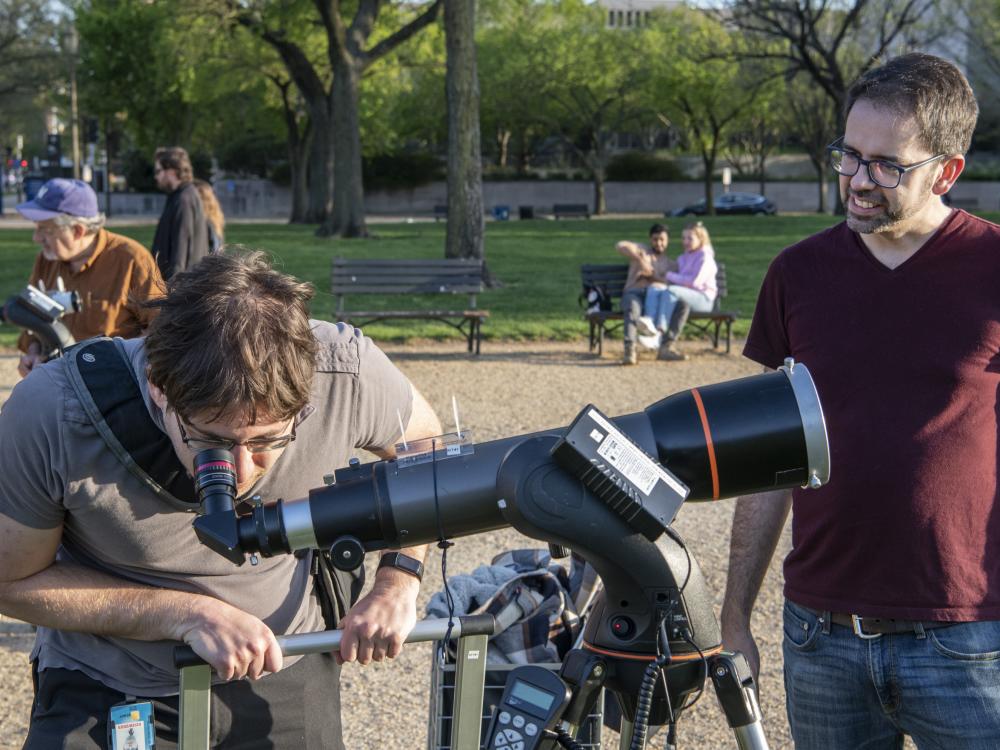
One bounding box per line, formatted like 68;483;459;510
173;613;496;669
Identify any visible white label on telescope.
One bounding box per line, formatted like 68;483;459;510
589;429;604;442
587;408;687;497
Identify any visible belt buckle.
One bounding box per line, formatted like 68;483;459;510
851;614;882;639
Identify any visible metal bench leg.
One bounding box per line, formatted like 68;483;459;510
476;319;482;355
466;319;474;354
597;324;605;357
451;632;489;750
713;321;721;350
178;664;212;750
725;320;732;354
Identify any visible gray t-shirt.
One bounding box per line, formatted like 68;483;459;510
0;321;413;695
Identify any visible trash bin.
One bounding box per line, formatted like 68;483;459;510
518;205;534;220
23;174;47;202
492;205;510;221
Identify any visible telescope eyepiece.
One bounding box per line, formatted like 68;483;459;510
194;449;238;516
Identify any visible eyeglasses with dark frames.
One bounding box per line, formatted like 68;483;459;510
175;413;296;454
826;137;947;189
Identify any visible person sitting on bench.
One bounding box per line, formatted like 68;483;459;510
638;221;718;362
615;223;673;366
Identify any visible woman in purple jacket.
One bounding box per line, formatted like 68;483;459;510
639;221;718;360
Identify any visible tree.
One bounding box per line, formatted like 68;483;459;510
510;0;648;215
444;0;485;266
0;1;61;157
228;0;442;238
722;0;938;210
783;74;839;213
647;10;774;215
723;81;785;196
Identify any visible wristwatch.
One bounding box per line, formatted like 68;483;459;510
377;552;424;582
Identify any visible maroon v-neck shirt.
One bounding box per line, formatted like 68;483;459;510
745;209;1000;620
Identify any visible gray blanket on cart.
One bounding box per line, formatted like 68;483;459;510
426;548;599;664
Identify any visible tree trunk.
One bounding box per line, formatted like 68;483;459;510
288;123;313;224
319;60;367;238
445;0;486;264
592;167;606;216
703;153;716;216
758;151;767;196
812;161;827;213
496;128;511;168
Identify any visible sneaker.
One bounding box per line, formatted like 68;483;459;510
623;342;638;366
637;316;657;337
636;332;661;350
657;343;688;362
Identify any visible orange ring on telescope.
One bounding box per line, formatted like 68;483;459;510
690;388;719;500
582;641;723;662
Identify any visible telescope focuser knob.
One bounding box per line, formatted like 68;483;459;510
329;535;365;571
548;543;570;559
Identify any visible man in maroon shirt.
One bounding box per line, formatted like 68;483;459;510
721;53;1000;748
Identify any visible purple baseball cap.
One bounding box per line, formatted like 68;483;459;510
16;178;99;222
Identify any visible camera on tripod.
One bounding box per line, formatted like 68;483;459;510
188;359;830;749
0;283;80;357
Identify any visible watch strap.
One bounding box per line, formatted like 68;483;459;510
377;552;424;582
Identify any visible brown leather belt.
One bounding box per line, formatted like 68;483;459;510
829;612;952;638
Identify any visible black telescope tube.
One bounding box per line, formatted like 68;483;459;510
230;362;828;557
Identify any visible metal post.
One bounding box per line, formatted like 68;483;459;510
450;632;489;750
177;664;211;750
619;717;636;750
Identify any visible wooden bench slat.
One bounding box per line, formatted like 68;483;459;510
332;285;483;295
332;258;482;267
331;257;489;354
337;310;489;318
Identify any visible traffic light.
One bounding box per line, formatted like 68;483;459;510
20;159;27;168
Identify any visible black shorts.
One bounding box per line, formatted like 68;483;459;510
24;653;344;750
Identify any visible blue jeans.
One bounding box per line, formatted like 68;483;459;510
782;599;1000;749
643;285;713;332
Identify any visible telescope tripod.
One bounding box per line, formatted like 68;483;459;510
547;647;768;750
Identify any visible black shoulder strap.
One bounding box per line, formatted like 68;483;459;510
65;338;197;506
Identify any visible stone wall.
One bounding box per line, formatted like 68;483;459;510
96;178;1000;218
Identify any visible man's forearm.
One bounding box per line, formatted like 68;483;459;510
720;489;792;629
0;561;216;643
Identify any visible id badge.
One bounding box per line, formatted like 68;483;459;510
109;701;156;750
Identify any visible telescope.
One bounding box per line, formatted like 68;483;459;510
191;359;829;749
0;284;79;357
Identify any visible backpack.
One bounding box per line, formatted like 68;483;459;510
580;282;612;314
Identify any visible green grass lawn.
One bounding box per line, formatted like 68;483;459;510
4;213;987;350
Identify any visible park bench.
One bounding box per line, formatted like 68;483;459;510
553;203;591;219
433;204;448;221
580;262;737;356
331;258;489;354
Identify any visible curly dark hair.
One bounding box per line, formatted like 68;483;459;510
144;249;317;423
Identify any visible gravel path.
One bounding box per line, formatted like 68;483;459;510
0;340;798;750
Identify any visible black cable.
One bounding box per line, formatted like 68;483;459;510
677;630;708;712
548;727;586;750
431;438;457;649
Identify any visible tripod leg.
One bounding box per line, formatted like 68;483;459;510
619;717;634;750
709;652;770;750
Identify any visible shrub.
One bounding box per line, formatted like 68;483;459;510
363;152;443;190
606;151;685;181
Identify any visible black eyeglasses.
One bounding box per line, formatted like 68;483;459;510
175;413;296;454
826;137;947;189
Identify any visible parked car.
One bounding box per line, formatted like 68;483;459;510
669;192;777;217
